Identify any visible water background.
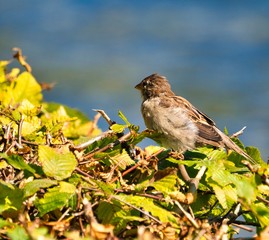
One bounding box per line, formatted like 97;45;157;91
1;1;268;160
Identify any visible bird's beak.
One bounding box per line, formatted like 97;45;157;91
135;82;143;90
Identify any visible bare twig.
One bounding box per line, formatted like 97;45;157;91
87;112;101;136
46;132;52;145
13;47;32;72
93;109;114;126
186;165;207;204
174;200;199;228
82;198;95;222
3;123;12;145
231;223;254;232
261;174;269;186
178;164;191;182
232;220;260;227
39;82;56;91
57;208;71;222
114;189;164;201
83;132;132;160
73;130;114;151
230;126;246;138
21;139;40;146
193;229;207;240
218;219;229;240
18;115;24;146
257;196;269;206
75;167;94;179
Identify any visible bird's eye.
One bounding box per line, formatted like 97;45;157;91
144;80;153;87
143;81;148;88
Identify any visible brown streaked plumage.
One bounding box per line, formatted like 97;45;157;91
135;73;256;165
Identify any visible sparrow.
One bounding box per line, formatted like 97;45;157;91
135;73;256;165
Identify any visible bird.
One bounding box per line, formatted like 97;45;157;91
135;73;256;165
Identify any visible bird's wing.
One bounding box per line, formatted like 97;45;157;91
172;96;223;143
171;96;256;164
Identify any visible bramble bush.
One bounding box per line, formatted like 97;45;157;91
0;49;268;239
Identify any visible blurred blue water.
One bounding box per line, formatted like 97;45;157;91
1;1;268;166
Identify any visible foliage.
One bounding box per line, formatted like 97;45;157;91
0;51;268;239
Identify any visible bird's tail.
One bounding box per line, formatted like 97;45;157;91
219;130;258;166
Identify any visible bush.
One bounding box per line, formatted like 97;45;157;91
0;49;268;239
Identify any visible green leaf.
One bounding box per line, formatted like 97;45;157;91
152;174;178;195
23;179;58;198
7;225;29;240
117;195;178;225
0;181;24;218
97;200;122;224
196;147;227;161
191;193;216;216
38;145;77;180
0;160;8;169
222;185;237;207
35;181;76;216
0;217;12;228
113;215;144;235
212;184;227;209
18;99;41;116
210;169;237;187
94;179;115;196
1;154;36;174
234;176;257;202
110;123;126;133
45;102;90;123
252;202;269;227
3;72;42;106
245;146;264;164
145;145;164;156
0;61;9;83
118;110;130;126
110;149;135;170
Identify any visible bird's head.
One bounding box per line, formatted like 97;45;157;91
135;73;174;100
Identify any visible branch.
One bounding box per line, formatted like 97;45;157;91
186;166;207;204
73;130;114;151
174;200;199;229
13;47;32;72
83;131;132;160
230;126;246;138
93;109;114;126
